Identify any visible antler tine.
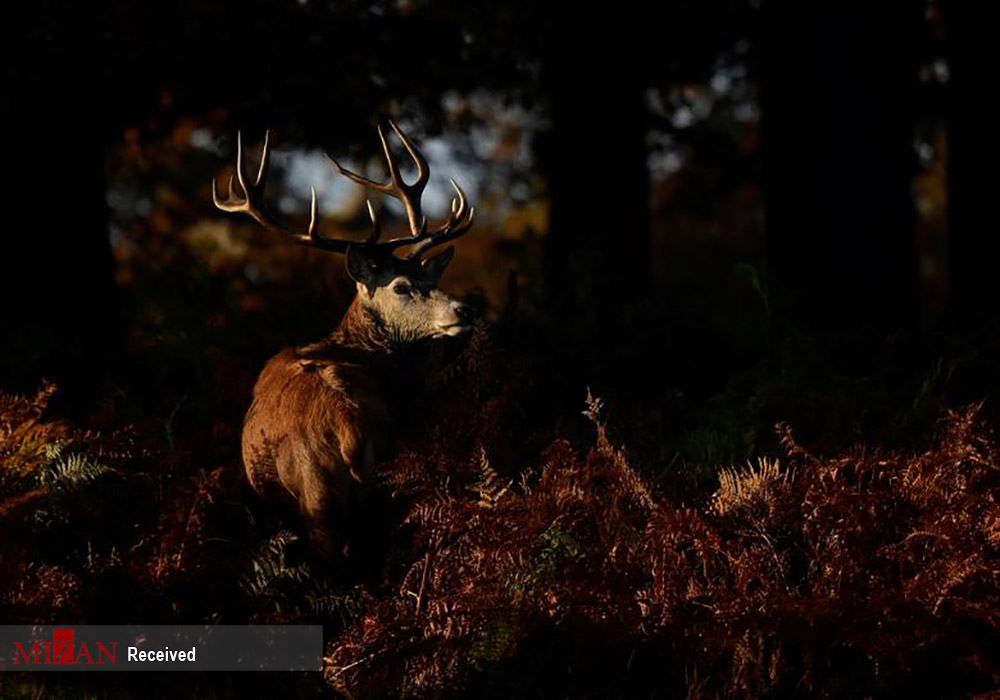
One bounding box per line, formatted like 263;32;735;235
311;122;477;258
365;199;382;245
326;153;395;194
448;177;468;222
407;208;475;259
387;119;429;190
255;129;271;189
328;122;432;239
307;187;318;239
405;178;475;259
212;131;363;254
375;124;403;190
377;121;432;238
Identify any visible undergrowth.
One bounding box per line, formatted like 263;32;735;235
2;322;999;699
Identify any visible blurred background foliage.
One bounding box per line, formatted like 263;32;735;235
4;0;985;446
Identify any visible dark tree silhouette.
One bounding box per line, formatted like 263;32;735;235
536;2;754;316
761;2;921;329
944;2;998;327
2;2;120;412
539;9;652;308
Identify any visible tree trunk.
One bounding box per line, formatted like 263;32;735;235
944;2;998;326
761;2;920;329
540;9;652;319
0;4;119;412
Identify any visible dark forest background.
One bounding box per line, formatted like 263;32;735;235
2;1;1000;699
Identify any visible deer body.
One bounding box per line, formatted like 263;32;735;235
242;344;375;554
241;320;400;554
214;122;476;555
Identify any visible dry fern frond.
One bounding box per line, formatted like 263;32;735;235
472;445;511;509
428;320;495;392
775;421;814;463
3;563;82;619
0;381;69;480
148;467;227;582
984;505;1000;550
582;387;605;425
713;457;790;518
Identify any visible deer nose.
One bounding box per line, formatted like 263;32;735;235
454;302;476;322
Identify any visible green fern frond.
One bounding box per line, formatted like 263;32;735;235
42;439;70;463
469;616;519;670
39;453;113;491
240;530;310;600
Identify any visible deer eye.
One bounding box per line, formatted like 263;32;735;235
392;281;412;296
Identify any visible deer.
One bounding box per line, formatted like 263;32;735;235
211;121;476;559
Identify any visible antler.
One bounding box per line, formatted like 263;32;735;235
212;131;357;253
212;123;474;259
328;120;475;259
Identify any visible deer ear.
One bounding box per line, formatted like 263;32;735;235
421;246;454;283
346;245;376;293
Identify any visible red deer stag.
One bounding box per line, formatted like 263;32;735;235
212;122;476;556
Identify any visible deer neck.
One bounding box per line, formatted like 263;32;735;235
301;297;424;372
330;297;397;353
295;297;429;431
334;296;427;403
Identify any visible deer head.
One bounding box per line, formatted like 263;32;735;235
212;121;477;343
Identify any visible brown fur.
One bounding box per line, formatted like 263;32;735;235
242;254;472;555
